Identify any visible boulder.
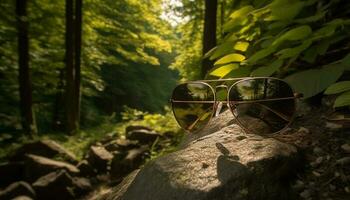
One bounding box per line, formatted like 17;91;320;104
0;162;24;188
104;139;139;152
32;170;74;200
9;139;77;163
72;177;93;196
110;146;149;179
77;160;97;177
87;146;113;173
0;181;35;200
125;125;153;133
12;196;33;200
24;154;79;182
126;130;161;144
104;111;301;200
32;170;92;200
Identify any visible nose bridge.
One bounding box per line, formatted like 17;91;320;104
213;85;230;117
214;84;229;99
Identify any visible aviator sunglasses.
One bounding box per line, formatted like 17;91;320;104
170;77;303;134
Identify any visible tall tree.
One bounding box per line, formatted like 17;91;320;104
64;0;83;133
202;0;217;78
74;0;82;127
16;0;36;135
64;0;76;133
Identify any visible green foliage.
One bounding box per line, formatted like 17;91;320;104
325;81;350;95
0;0;179;132
121;106;179;133
208;0;350;107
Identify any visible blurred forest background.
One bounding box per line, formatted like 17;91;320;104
1;0;350;158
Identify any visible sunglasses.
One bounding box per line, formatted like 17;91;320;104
170;77;303;134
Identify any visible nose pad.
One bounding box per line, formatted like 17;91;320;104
229;103;238;116
215;102;223;117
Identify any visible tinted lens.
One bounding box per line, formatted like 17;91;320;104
171;82;215;132
229;78;295;134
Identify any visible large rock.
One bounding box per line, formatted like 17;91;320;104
12;196;33;200
32;170;75;200
125;125;153;133
0;162;24;188
77;160;97;177
9;139;77;163
104;111;301;200
0;181;35;200
24;154;79;182
32;170;92;200
104;139;139;152
126;130;161;144
87;146;113;173
110;146;149;179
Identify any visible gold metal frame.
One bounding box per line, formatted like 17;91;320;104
170;77;303;134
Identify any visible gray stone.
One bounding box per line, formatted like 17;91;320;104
336;157;350;165
110;146;148;179
125;125;153;134
12;196;33;200
32;170;74;200
126;130;161;144
72;177;92;196
77;160;96;177
0;162;24;188
0;181;35;200
104;112;301;200
104;139;139;152
87;146;113;173
341;143;350;153
9;139;77;163
24;154;79;182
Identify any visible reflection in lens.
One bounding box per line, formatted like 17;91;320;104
171;83;215;132
229;78;295;134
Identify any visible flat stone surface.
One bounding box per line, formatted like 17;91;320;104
9;139;77;163
87;146;113;173
104;111;301;200
0;181;35;200
24;154;79;182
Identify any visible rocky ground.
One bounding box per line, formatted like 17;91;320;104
0;100;349;200
0;126;178;200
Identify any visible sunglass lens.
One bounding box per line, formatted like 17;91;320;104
171;83;215;132
229;78;295;134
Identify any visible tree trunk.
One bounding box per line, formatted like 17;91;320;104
65;0;77;133
16;0;36;135
52;68;65;131
202;0;217;78
74;0;82;126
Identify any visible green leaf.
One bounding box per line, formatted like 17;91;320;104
251;59;284;77
210;43;234;60
246;47;276;64
276;40;312;59
273;25;312;46
225;66;253;78
295;10;326;24
210;64;239;78
234;41;249;52
214;54;246;65
334;91;350;108
284;63;344;98
311;25;336;40
325;81;350;95
341;53;350;71
203;47;218;59
266;0;305;21
224;6;254;32
229;6;254;19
